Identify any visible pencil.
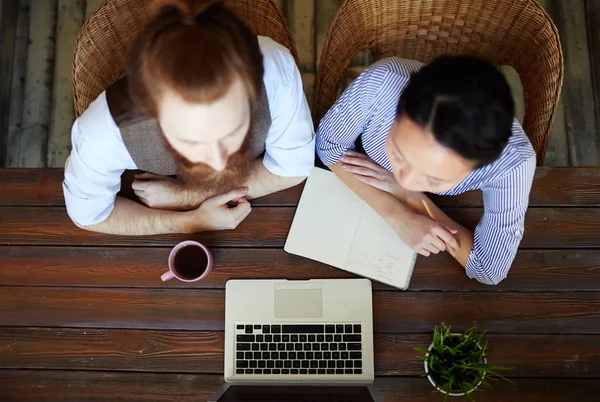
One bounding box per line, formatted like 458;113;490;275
421;199;457;258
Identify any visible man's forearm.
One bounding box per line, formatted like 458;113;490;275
243;160;307;200
79;196;197;235
182;160;306;206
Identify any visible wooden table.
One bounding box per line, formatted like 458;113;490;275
1;167;600;401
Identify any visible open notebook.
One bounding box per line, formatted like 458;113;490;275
285;168;417;290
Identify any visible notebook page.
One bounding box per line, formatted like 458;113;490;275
284;168;364;268
343;203;417;289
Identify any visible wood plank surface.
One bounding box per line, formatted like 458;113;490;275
544;95;570;166
0;0;18;167
1;370;600;402
1;206;600;249
11;0;57;167
0;328;223;374
0;206;294;248
1;287;600;334
84;0;103;19
544;0;600;165
498;65;525;124
5;0;30;167
47;0;85;168
315;0;339;64
3;167;599;207
3;0;600;168
0;370;223;402
1;2;600;398
313;0;340;110
300;72;315;108
344;51;373;90
272;0;285;13
537;0;570;166
288;0;314;72
0;328;598;378
588;0;600;141
287;0;316;105
374;333;600;378
0;168;65;206
1;247;599;291
0;169;305;207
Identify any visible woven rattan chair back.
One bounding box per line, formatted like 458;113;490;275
72;0;298;118
314;0;563;164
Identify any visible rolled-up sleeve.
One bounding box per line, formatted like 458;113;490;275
315;70;375;166
316;58;421;166
465;154;536;285
262;43;315;178
63;92;136;226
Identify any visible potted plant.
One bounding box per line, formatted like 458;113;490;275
415;323;513;400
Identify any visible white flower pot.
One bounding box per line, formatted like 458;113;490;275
423;333;487;397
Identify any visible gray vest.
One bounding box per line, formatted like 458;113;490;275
105;76;272;176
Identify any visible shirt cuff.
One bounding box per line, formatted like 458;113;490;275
465;250;508;286
316;144;356;166
262;139;316;177
63;182;116;226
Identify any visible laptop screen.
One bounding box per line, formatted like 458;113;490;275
215;385;376;402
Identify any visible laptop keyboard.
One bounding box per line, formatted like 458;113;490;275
235;324;363;375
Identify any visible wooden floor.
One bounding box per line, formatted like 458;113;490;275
0;0;600;167
1;167;600;400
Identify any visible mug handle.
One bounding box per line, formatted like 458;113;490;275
161;270;175;282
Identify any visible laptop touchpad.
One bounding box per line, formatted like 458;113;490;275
274;284;323;318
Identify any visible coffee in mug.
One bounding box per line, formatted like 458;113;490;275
162;241;213;282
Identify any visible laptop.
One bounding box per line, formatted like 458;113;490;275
209;279;380;402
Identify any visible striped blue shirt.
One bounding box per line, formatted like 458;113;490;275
316;58;536;285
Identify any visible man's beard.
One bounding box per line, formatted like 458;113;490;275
160;129;253;196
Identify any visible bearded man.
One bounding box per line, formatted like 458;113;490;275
63;0;314;235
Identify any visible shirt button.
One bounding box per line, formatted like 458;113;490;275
514;229;522;237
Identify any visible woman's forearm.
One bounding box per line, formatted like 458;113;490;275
330;163;414;223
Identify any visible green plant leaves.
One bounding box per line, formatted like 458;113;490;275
415;322;513;400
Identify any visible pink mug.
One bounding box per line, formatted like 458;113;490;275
161;240;213;282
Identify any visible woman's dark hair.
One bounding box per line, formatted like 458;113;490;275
127;0;264;118
396;56;515;168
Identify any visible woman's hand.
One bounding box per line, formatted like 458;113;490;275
338;151;460;257
388;210;460;257
340;151;405;199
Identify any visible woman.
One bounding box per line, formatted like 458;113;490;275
63;0;315;235
316;56;536;285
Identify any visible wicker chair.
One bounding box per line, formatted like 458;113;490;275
314;0;563;165
72;0;298;118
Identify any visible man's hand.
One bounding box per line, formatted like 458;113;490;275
132;173;198;211
340;151;405;199
187;188;252;232
388;210;459;257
